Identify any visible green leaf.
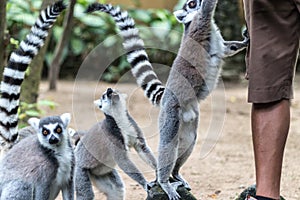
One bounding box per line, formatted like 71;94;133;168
38;100;58;110
130;9;151;23
10;0;30;11
103;36;118;48
13;13;36;26
151;20;171;39
19;113;27;120
74;4;86;18
10;38;19;47
77;15;106;27
53;26;64;43
25;110;40;117
168;30;182;46
45;52;54;67
31;1;42;10
71;38;85;55
155;10;169;21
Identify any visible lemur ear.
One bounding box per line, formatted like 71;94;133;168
28;117;40;131
67;128;76;137
174;10;185;23
60;113;71;127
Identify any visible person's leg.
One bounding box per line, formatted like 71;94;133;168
243;0;300;198
252;100;290;199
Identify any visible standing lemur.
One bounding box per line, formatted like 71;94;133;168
87;1;249;199
0;1;66;155
74;88;157;200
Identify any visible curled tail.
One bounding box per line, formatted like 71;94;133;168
0;1;66;144
86;3;165;106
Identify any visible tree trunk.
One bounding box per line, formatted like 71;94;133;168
0;0;7;81
48;0;76;91
20;0;54;103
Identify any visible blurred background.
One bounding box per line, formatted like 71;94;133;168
0;0;299;123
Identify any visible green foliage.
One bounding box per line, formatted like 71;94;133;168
6;0;259;83
129;8;183;75
18;100;58;128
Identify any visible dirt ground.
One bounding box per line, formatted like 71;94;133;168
39;77;300;200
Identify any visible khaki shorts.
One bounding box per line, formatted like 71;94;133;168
244;0;300;103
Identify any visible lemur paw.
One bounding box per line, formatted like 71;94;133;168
147;180;157;190
242;28;250;44
160;181;182;200
173;174;191;190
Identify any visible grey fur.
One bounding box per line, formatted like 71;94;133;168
0;113;74;200
155;0;249;199
86;2;248;199
75;88;157;200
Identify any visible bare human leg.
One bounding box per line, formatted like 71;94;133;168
251;100;290;199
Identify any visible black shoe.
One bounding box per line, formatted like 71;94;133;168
236;185;285;200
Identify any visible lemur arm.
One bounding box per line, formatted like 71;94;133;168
34;182;52;199
114;149;148;190
134;137;157;170
223;29;249;57
200;0;218;20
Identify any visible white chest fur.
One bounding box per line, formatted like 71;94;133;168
112;112;137;149
52;141;73;188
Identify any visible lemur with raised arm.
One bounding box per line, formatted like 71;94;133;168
87;1;249;199
74;88;157;200
0;1;66;155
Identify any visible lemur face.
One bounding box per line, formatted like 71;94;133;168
174;0;202;24
28;113;71;149
94;88;127;116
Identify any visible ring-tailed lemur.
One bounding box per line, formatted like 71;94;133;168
86;1;249;199
0;113;74;200
75;88;157;200
0;1;66;154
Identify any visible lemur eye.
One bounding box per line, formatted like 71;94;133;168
56;126;62;134
188;0;197;8
42;129;49;136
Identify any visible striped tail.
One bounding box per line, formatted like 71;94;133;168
0;1;66;144
86;3;165;106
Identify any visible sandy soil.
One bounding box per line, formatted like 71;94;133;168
39;78;300;200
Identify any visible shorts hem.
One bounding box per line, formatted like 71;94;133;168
248;84;293;104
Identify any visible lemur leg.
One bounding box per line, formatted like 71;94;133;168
223;29;249;57
114;150;148;190
91;169;125;200
1;181;34;200
75;167;94;200
61;176;74;200
134;137;157;170
172;119;198;190
157;94;182;200
200;0;218;20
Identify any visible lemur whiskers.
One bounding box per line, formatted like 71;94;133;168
74;88;157;200
0;0;66;154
